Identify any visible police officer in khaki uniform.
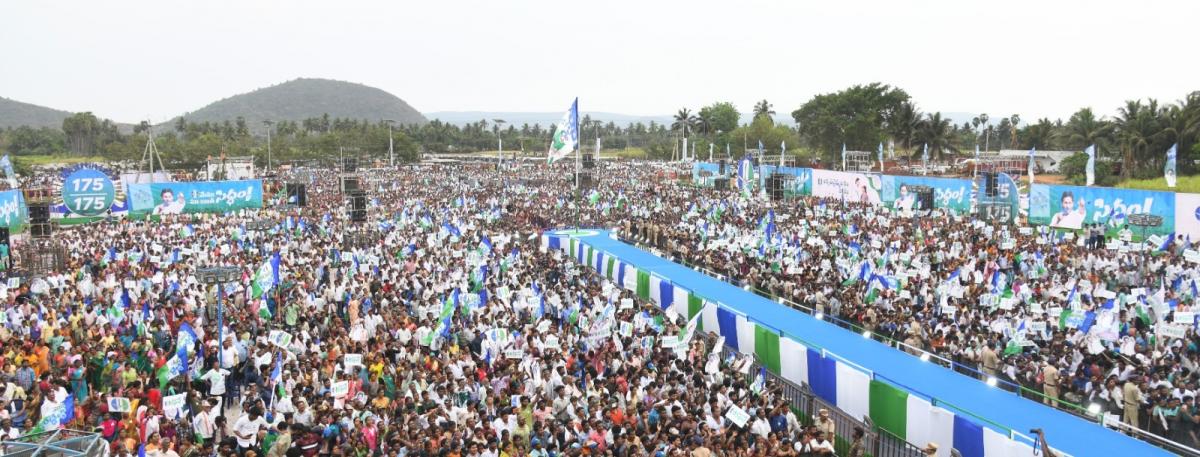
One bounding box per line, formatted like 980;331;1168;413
1123;377;1142;429
981;341;1000;377
1042;359;1060;407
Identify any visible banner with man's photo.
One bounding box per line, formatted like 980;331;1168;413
881;175;972;213
1028;184;1175;237
127;179;264;216
810;169;883;204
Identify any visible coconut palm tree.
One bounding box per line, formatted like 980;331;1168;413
1114;100;1161;180
889;102;921;151
1060;108;1114;151
915;112;956;160
1008;114;1021;148
672;108;698;137
753;100;775;121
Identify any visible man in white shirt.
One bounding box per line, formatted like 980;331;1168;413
201;363;230;416
749;408;771;439
193;400;217;445
808;431;836;455
233;407;268;454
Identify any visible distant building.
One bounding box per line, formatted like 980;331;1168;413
991;149;1077;173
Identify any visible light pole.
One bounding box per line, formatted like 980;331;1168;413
383;119;396;167
493;119;506;167
264;120;274;172
196;266;240;367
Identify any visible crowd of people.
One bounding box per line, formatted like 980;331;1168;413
0;162;872;457
2;158;1198;457
603;164;1200;448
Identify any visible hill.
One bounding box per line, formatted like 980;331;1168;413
0;96;76;129
165;78;427;127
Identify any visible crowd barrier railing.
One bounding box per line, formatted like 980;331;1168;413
618;232;1200;456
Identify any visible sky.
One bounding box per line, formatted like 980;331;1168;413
1;0;1196;125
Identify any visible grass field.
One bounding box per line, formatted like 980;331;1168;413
1118;176;1200;193
13;155;110;166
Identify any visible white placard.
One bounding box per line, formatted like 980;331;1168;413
1158;323;1189;339
505;350;524;360
619;321;634;337
620;298;634;310
1000;241;1015;250
1018;227;1033;235
162;392;187;412
1174;311;1195;324
661;335;680;348
344;354;363;368
1063;232;1075;241
108;397;132;413
725;405;752;428
1030;322;1047;333
269;330;293;349
331;381;349;398
544;335;560;350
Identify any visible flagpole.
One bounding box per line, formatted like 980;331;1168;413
574;98;581;233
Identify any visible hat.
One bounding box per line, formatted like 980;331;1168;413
819;408;829;416
924;442;939;454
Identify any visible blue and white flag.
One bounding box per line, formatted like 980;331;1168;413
1028;147;1036;185
1166;143;1178;188
922;143;929;176
1084;145;1096;186
547;98;579;164
0;155;16;188
841;143;847;171
877;142;884;172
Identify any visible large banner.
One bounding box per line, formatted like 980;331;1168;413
0;190;27;232
692;162;721;187
1174;193;1200;241
127;179;263;215
1029;184;1174;236
811;169;883;204
761;165;812;197
882;175;972;213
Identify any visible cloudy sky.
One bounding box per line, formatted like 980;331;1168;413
1;0;1195;124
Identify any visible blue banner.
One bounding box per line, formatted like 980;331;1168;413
127;180;264;215
0;190;27;232
881;175;973;213
692;162;721;187
1029;184;1175;236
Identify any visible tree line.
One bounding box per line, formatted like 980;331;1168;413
0;84;1195;183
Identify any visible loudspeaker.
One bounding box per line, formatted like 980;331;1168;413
582;153;596;169
575;171;595;189
914;186;935;211
286;183;307;207
0;227;9;247
29;203;49;223
713;177;729;190
348;191;367;222
30;223;52;238
985;172;998;197
769;173;785;201
342;177;360;192
718;159;727;175
343;158;358;173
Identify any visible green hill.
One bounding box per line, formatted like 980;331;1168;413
164;78;427;127
0;96;76;129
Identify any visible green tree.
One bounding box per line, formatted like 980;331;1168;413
753;99;774;123
889;102;921;151
1019;118;1056;150
913;112;956;159
62;112;102;155
1060;108;1113;151
699;102;739;135
1059;151;1116;186
792;83;910;161
671;108;698;138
